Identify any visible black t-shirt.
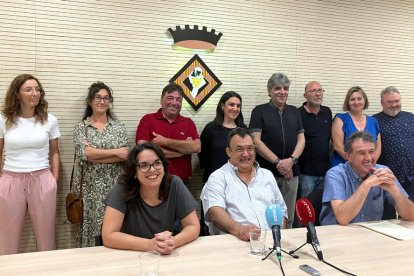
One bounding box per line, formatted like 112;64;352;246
104;175;197;239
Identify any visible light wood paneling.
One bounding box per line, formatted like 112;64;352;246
0;0;413;253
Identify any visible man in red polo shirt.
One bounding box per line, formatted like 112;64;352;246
136;83;201;186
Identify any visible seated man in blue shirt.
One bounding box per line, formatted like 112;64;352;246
320;131;414;225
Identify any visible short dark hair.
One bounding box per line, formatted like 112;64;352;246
161;83;184;98
343;86;369;111
121;142;171;208
227;127;254;147
344;131;375;154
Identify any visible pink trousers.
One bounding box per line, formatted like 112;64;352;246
0;169;57;255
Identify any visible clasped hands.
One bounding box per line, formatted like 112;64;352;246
152;231;175;255
365;168;397;192
276;158;294;179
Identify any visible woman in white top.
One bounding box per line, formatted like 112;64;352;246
0;74;60;255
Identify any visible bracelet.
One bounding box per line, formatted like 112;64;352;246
290;156;298;164
274;158;280;166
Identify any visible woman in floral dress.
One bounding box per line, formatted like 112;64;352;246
73;81;129;247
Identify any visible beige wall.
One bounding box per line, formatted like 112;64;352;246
1;0;413;252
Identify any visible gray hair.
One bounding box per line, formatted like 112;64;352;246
380;86;400;101
344;131;375;154
267;73;290;91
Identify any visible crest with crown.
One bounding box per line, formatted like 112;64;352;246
167;25;223;50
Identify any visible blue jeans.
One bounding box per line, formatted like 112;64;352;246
298;175;325;198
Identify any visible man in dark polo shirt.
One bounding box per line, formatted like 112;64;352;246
249;73;305;228
373;86;414;219
136;83;201;186
298;81;332;198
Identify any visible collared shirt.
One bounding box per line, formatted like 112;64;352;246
74;116;129;163
320;162;408;225
200;161;287;235
249;101;304;177
135;108;199;181
298;102;332;176
373;111;414;198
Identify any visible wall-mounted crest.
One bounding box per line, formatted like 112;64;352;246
167;25;223;51
170;54;222;111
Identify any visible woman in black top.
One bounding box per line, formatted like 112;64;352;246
199;91;246;182
198;91;246;235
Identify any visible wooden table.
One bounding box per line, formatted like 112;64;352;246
1;220;414;275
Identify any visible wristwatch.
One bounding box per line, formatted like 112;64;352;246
290;156;298;164
274;158;280;166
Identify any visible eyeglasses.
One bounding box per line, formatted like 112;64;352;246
137;160;163;172
306;89;325;94
94;95;111;103
22;87;43;94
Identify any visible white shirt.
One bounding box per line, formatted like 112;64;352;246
200;161;288;235
0;113;61;172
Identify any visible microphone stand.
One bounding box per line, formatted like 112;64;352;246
289;232;319;258
261;247;290;276
262;247;299;261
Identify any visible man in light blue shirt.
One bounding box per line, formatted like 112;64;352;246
320;131;414;225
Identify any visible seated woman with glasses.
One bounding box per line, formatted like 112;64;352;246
102;142;200;255
73;81;129;247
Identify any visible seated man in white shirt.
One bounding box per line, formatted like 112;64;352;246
200;127;288;241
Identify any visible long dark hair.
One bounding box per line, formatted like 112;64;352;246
2;74;48;129
213;91;245;128
121;142;172;207
82;81;115;120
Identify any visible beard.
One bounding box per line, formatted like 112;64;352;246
384;108;400;117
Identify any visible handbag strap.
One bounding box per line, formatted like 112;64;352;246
69;154;83;195
69;122;88;196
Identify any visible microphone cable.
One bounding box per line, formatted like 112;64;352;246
278;258;285;276
322;259;357;276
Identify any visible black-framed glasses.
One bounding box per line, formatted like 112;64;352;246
137;160;163;172
306;89;325;94
94;95;111;103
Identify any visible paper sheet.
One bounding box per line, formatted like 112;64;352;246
356;220;414;240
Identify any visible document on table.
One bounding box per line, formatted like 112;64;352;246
356;221;414;240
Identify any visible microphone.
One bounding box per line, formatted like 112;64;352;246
296;198;323;260
265;204;284;260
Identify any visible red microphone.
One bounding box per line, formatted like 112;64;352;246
296;198;323;260
296;198;316;224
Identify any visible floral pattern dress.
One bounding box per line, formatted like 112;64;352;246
73;117;129;247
